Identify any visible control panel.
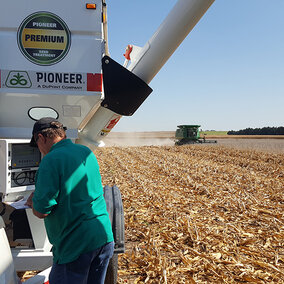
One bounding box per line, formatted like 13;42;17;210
0;139;41;202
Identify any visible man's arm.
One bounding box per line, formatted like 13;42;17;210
25;192;48;219
32;207;48;219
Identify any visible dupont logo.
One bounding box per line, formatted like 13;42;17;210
5;71;32;88
17;12;71;66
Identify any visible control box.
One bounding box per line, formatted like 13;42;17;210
0;139;41;202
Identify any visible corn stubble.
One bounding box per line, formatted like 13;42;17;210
95;145;284;283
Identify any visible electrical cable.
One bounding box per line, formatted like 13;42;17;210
12;172;27;186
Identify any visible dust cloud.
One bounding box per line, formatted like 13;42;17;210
103;132;175;147
103;132;284;153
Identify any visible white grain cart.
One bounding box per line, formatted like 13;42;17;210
0;0;214;283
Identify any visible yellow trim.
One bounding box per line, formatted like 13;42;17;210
22;29;67;50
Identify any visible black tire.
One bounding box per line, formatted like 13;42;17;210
105;253;118;284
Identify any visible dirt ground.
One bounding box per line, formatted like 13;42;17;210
95;143;284;283
20;135;284;282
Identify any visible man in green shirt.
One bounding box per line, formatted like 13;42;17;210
27;117;114;284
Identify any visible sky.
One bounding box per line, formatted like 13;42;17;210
107;0;284;132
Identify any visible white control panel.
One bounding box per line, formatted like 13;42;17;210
0;139;41;202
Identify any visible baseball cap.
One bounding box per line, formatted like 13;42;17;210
30;117;67;147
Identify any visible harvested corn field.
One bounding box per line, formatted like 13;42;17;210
95;145;284;283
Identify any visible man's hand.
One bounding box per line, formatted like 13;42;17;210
32;208;48;219
25;192;48;218
25;192;34;207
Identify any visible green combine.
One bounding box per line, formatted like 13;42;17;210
175;125;217;145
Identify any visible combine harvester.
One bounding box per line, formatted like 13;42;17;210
0;0;215;283
175;125;217;145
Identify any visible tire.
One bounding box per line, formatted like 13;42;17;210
105;253;118;284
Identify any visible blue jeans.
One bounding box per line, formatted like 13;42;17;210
49;242;114;284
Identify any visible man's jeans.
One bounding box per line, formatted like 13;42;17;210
49;242;114;284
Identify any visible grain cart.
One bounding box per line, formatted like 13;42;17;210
175;125;217;145
0;0;214;283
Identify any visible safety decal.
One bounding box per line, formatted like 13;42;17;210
100;115;121;136
17;12;71;66
0;70;102;92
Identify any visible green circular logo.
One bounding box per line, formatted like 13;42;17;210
17;12;71;66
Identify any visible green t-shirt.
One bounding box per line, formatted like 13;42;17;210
32;139;114;264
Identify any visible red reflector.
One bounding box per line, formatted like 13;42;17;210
86;3;96;9
87;73;102;92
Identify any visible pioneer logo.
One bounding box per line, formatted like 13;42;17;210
5;71;32;88
36;72;82;84
17;12;71;66
1;69;96;92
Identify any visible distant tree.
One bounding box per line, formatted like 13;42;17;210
227;126;284;135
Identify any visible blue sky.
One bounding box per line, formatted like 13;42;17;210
107;0;284;132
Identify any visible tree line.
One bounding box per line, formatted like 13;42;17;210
227;127;284;135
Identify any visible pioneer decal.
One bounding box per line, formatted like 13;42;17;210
1;70;102;92
5;71;32;88
17;12;71;65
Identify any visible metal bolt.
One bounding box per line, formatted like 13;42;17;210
105;59;109;64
